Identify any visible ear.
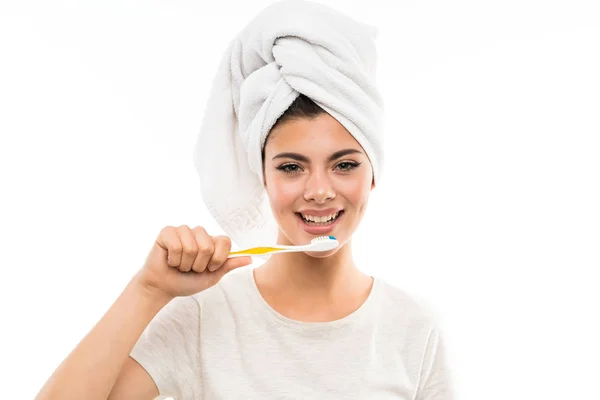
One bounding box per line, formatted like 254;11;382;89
371;175;375;190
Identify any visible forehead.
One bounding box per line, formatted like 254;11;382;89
265;113;362;153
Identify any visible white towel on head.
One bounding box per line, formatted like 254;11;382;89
193;0;384;249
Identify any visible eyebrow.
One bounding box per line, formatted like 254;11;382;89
272;149;364;163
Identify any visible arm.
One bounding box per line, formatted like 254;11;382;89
34;225;251;400
35;278;171;400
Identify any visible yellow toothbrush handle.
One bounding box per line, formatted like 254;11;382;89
229;246;282;256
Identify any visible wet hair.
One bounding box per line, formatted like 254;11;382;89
272;93;326;129
261;94;326;163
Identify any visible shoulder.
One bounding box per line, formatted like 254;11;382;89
146;268;251;327
373;278;450;377
193;267;253;304
375;278;442;335
134;268;253;348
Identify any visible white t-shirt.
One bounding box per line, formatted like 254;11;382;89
130;267;453;399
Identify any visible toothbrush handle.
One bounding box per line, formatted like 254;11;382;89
228;245;301;258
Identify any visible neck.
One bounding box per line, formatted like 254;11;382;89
253;234;374;322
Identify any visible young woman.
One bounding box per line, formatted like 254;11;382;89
35;2;453;399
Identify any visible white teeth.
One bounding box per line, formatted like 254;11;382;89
300;212;340;224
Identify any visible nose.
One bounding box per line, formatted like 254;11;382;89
303;170;336;203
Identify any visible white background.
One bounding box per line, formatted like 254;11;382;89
1;0;599;398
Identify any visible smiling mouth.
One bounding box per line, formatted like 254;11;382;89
296;211;344;226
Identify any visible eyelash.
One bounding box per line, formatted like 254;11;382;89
276;161;362;174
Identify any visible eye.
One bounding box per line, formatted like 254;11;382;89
277;163;303;174
335;161;361;172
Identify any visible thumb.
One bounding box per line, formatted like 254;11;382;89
215;256;253;279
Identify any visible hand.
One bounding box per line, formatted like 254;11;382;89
133;225;252;301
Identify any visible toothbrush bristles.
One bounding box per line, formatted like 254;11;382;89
311;235;336;242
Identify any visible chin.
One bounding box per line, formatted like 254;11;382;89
304;248;339;259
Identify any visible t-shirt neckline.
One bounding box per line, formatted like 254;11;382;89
245;267;380;333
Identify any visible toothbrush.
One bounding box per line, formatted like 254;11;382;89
228;236;339;258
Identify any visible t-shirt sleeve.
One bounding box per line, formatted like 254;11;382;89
130;295;202;400
415;326;454;400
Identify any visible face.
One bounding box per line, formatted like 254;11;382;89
262;113;374;257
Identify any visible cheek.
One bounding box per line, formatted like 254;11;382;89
265;173;301;210
345;183;369;206
340;171;372;205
